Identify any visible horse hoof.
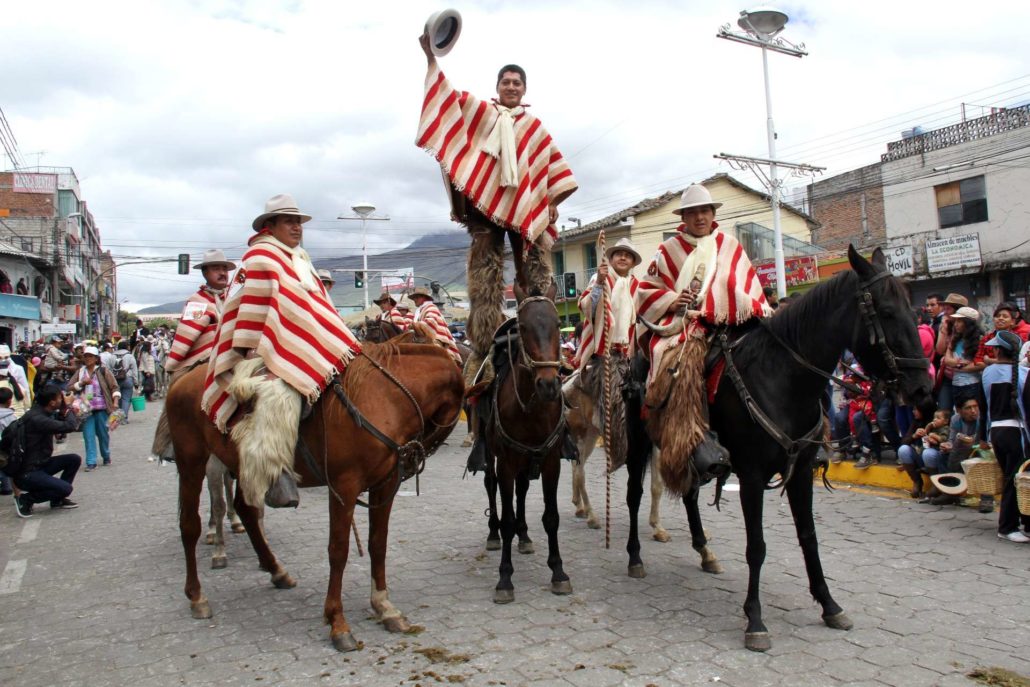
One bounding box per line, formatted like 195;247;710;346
211;556;228;570
272;572;297;589
332;632;359;652
493;588;515;604
574;508;587;519
190;600;212;620
744;632;772;652
382;615;411;633
204;533;215;545
701;559;723;574
628;564;646;579
551;580;573;595
517;540;534;555
485;538;501;551
231;523;246;534
652;530;671;543
586;519;601;530
823;612;853;631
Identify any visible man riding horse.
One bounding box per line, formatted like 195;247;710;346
410;286;462;366
635;184;770;494
415;30;578;386
201;194;362;509
574;237;642;471
148;248;236;464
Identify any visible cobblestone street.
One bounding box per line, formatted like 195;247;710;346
1;398;1028;686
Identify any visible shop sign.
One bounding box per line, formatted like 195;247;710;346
12;172;57;194
754;255;819;288
926;234;982;274
885;245;914;277
41;323;77;335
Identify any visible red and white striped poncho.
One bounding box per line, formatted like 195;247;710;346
383;308;413;331
416;63;578;250
574;273;639;367
635;228;770;383
164;285;226;373
202;233;362;431
413;301;461;366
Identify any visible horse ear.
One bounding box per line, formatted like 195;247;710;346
847;244;875;279
869;247;888;271
513;280;526;303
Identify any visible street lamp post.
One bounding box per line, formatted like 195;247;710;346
717;7;807;299
338;203;389;309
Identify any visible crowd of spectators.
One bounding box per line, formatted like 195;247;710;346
827;292;1030;544
1;322;173;516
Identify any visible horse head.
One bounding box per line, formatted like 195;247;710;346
847;245;934;417
512;278;562;402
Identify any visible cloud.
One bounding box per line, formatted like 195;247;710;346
6;0;1030;307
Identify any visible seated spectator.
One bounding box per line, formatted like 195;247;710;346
922;397;982;506
897;407;950;498
830;375;878;467
10;386;82;518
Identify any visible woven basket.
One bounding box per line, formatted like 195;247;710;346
962;453;1004;496
1016;459;1030;517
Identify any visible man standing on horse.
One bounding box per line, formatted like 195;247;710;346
202;194;362;509
416;31;578;385
410;287;461;366
148;248;236;464
574;237;642;470
635;184;770;494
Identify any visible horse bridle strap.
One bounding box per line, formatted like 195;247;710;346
855;272;930;387
515;296;562;370
491;372;567;460
719;330;824;491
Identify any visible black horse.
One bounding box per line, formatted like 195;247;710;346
687;246;932;651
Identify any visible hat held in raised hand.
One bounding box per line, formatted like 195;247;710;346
424;9;462;56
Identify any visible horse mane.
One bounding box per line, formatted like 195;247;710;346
341;340;402;396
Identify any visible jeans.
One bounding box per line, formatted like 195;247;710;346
851;411;875;451
119;379;134;416
936;378;953;413
14;454;81;505
897;445;943;471
81;409;111;467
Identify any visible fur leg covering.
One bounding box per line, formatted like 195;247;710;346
647;336;708;496
228;358;301;507
524;243;554;296
467;229;506;357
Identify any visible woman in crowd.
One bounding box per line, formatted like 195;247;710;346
977;302;1028;366
69;346;121;471
136;340;157;402
940;307;984;413
979;330;1030;543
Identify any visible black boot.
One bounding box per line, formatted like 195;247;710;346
561;428;579;463
466;437;488;474
903;464;924;498
265;472;300;509
692;430;732;484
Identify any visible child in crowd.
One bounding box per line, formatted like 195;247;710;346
922;409;952;450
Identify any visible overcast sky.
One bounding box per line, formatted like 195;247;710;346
4;0;1029;309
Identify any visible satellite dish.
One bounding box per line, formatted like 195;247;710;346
424;9;462;57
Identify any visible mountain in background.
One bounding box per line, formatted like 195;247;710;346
139;231;514;314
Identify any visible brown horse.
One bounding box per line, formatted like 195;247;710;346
164;341;464;652
479;280;570;603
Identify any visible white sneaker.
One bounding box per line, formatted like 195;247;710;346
146;455;157;462
997;531;1030;543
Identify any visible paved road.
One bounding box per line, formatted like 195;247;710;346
1;398;1028;686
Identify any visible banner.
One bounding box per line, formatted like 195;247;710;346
380;267;414;293
926;234;981;274
13;173;57;194
885;245;914;277
753;255;819;288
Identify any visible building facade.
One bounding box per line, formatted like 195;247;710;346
808;105;1030;316
0;167;112;340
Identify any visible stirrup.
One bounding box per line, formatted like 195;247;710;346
265;473;300;509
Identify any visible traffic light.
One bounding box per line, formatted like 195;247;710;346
563;272;577;298
177;253;190;275
354;271;365;289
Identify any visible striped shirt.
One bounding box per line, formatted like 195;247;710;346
164;286;226;373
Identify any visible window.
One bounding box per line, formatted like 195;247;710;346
553;250;565;276
20;238;33;252
583;244;597;271
935;175;988;229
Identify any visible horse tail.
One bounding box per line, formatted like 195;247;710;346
151;406;173;458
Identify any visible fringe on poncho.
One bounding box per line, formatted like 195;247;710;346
202;233;361;431
416;62;578;250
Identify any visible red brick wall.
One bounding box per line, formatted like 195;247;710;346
807;164;886;251
0;172;56;218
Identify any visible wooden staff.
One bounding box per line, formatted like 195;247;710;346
596;231;613;550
